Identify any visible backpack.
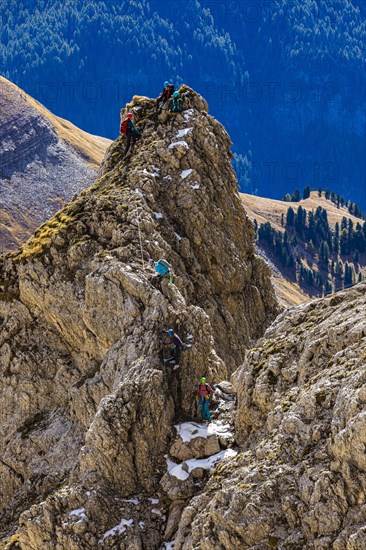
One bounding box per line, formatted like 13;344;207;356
155;259;171;277
121;119;129;135
171;97;182;112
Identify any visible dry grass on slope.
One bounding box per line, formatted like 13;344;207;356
241;191;363;233
271;276;308;308
239;191;364;308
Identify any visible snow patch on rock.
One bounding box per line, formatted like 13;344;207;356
183;109;194;121
175;421;233;443
168;141;189;150
69;508;86;519
98;518;134;543
181;169;193;179
176;128;193;138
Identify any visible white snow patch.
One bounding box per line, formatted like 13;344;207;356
180;168;193;179
169;464;189;481
150;164;160;172
168;141;189;150
154;212;164;220
168;449;237;481
139;521;145;529
187;333;193;340
185;449;237;473
183;109;194;121
167;457;178;473
135;188;144;197
166;457;190;481
151;508;165;519
149;498;159;504
175;421;233;443
142;168;159;177
121;498;139;505
190;183;200;190
208;421;234;439
163;175;172;181
69;508;86;519
176;127;193;138
85;491;91;497
98;519;134;543
175;232;182;241
163;542;175;550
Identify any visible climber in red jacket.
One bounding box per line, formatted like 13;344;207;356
154;81;175;118
120;112;142;157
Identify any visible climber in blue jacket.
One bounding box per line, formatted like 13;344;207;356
162;329;191;364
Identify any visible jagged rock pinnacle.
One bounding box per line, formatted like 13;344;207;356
0;85;277;548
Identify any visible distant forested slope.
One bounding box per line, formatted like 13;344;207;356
1;0;365;205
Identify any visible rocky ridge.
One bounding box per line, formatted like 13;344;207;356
174;283;366;549
0;76;110;251
0;86;277;548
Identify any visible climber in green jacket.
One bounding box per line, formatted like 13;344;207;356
120;113;142;157
196;377;213;422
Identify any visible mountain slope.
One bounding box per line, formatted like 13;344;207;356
0;76;111;251
0;87;277;548
241;192;364;233
241;191;366;305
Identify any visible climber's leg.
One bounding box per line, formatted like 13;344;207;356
123;134;132;157
199;396;206;420
204;399;211;421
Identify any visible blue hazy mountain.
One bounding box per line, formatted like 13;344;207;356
0;0;365;205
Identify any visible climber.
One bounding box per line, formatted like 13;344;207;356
169;91;183;113
120;112;142;158
196;377;213;423
155;81;175;116
162;329;191;364
154;259;173;283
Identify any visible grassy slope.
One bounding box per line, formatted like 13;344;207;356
240;191;364;307
241;192;363;233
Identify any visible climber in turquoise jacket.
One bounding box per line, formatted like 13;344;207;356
169;91;183;113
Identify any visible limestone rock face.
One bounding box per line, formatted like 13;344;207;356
169;432;221;462
0;86;277;548
174;284;366;549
